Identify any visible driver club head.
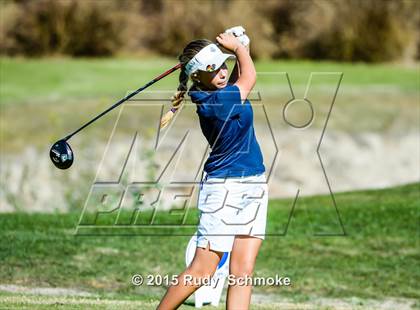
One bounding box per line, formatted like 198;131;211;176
50;140;74;170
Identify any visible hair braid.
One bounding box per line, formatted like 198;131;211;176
159;39;213;130
160;69;188;129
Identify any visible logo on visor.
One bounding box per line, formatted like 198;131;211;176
206;64;216;72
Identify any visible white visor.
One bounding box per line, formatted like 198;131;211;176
184;43;236;76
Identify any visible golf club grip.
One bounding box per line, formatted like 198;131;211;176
64;63;182;141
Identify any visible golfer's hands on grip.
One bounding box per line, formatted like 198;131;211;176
216;33;242;53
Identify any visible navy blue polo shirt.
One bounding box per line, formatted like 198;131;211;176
188;84;265;178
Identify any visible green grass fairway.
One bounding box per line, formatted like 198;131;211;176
1;57;418;105
0;183;419;309
1;57;419;153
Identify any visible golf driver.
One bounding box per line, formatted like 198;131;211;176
49;63;181;170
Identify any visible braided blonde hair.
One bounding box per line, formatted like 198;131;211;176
160;39;213;130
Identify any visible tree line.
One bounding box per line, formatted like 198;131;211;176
1;0;419;62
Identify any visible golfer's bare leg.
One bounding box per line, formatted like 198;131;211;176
157;242;223;310
226;235;262;310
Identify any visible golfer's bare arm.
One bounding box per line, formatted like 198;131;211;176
233;44;256;101
216;33;256;102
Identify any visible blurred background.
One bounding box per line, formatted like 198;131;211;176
0;0;419;309
1;0;419;61
1;0;418;211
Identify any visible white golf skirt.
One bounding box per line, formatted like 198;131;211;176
196;172;268;253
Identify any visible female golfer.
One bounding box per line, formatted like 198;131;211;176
157;30;268;310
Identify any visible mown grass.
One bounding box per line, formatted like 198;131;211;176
0;183;419;308
1;57;418;105
1;57;419;153
0;293;305;310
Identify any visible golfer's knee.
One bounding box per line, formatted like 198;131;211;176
230;261;254;278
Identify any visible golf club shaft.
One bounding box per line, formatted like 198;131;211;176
64;63;182;141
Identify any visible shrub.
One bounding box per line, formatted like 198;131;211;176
0;0;418;62
0;0;123;56
262;0;419;62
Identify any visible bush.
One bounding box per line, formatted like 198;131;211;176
136;0;276;59
302;0;417;62
0;0;419;62
0;0;124;56
263;0;419;62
